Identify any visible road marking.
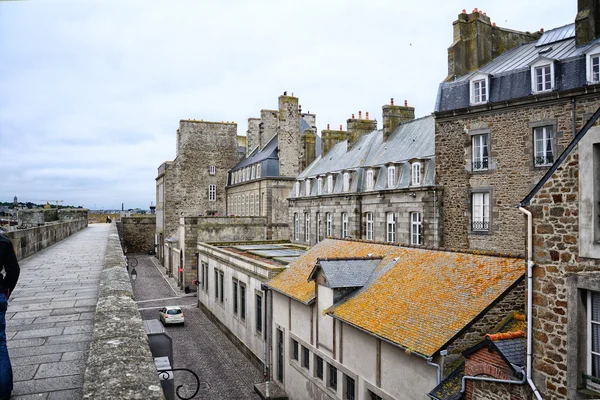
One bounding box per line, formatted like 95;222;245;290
138;304;197;311
136;295;196;304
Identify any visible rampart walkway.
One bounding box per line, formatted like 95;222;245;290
7;224;109;399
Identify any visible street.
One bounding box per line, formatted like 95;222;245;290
130;255;262;400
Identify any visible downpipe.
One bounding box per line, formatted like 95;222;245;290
427;357;441;385
461;365;526;394
518;206;543;400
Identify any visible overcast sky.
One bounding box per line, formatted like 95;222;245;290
0;0;575;210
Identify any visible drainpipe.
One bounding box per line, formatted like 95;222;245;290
261;283;272;398
518;206;543;400
572;97;577;137
433;189;438;247
461;364;527;394
426;357;441;385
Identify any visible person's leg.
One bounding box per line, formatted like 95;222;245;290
0;292;12;399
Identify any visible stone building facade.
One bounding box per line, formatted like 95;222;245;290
290;102;441;247
435;6;600;255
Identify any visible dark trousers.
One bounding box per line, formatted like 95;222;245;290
0;293;12;398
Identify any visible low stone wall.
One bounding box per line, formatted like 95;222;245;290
83;223;163;400
122;216;156;254
6;219;88;260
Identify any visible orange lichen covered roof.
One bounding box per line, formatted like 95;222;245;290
268;239;524;358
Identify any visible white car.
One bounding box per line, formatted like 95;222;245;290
158;306;184;325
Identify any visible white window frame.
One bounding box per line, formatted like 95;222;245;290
305;179;311;196
326;213;332;237
469;74;489;105
249;194;254;216
411;162;421;186
530;59;554;93
209;165;216;175
534;126;555;167
410;212;422;245
387;165;396;189
327;175;334;193
587;290;600;390
342;172;350;192
342;213;348;238
472;134;489;171
316;212;321;243
251;165;256;180
294;213;299;241
305;213;310;242
366;169;374;191
366;212;374;240
472;192;490;232
586;46;600;83
256;164;261;178
208;184;216;202
317;177;323;195
386;212;396;242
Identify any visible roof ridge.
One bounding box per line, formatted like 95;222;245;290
486;330;526;341
334;237;525;259
317;256;383;261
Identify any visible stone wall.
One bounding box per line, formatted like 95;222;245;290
82;223;163;399
435;97;600;254
17;208;88;228
6;219;88;261
122;216;156;254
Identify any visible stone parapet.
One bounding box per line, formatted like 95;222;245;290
82;223;163;400
122;215;156;254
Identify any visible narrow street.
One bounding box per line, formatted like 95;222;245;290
130;255;263;400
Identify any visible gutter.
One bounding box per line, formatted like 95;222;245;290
518;207;543;400
461;364;526;394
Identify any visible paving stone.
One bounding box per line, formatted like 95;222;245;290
10;354;63;366
46;334;90;345
8;301;77;313
62;325;93;335
11;310;53;319
73;298;97;307
14;328;64;339
61;351;86;361
47;388;82;400
6;322;56;332
8;338;46;349
35;360;85;379
13;365;39;382
12;374;84;396
50;306;95;316
12;393;48;400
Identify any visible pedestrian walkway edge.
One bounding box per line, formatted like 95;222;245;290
82;223;164;400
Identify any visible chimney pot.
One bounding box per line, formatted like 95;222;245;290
483;12;486;16
284;91;287;95
327;123;330;130
462;9;466;14
358;111;362;119
339;124;343;130
473;7;478;13
366;112;369;120
391;98;394;105
540;28;544;33
352;113;355;119
493;22;496;27
404;100;408;107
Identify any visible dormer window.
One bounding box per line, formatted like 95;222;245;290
251;165;256;180
295;181;300;197
317;177;323;195
411;162;421;186
470;74;489;105
342;172;350;192
256;164;261;178
531;59;554;93
586;47;600;83
327;175;334;193
387;165;396;189
305;179;311;196
366;169;374;191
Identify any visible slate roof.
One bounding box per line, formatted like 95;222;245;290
309;258;381;289
494;338;526;368
428;361;465;400
267;238;525;358
436;23;600;112
297;115;434;180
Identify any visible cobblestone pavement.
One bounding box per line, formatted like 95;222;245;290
132;255;262;400
7;224;111;400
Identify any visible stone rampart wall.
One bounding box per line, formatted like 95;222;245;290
122;216;156;254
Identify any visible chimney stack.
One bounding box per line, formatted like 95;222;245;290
277;94;301;177
246;118;261;155
259;109;278;150
346;111;377;150
300;129;317;170
382;99;415;142
576;0;600;46
321;126;347;156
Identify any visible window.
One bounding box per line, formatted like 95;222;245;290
317;177;323;195
345;375;355;400
411;212;422;245
366;169;374;191
387;165;396;188
326;213;332;237
589;52;600;83
246;195;250;216
534;126;554;166
305;213;310;242
219;271;224;303
472;192;490;231
251;165;256;180
343;172;350;192
208;184;216;202
316;212;322;243
588;291;600;390
249;194;254;216
256;294;263;334
233;280;238;315
295;181;300;197
327;175;334;193
214;270;219;299
411;162;421;186
292;339;299;361
240;284;246;321
201;262;208;291
255;194;259;216
472;134;489;171
277;328;284;382
209;165;216;175
471;78;487;104
386;212;396;242
256;164;261;178
302;346;310;369
531;62;553;92
305;179;311;196
368;391;383;400
328;364;338;390
366;212;374;240
294;213;299;241
342;213;348;238
315;355;324;380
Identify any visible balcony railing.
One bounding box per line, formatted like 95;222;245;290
472;220;489;231
472;157;489;171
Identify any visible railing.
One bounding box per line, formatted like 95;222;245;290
472;220;489;231
472;157;489;171
158;368;200;400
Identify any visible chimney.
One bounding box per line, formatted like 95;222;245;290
246;118;261;155
346;111;377;150
277;94;301;177
321;126;347;156
300;128;317;170
259;109;278;150
447;9;539;80
576;0;600;46
382;98;415;142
